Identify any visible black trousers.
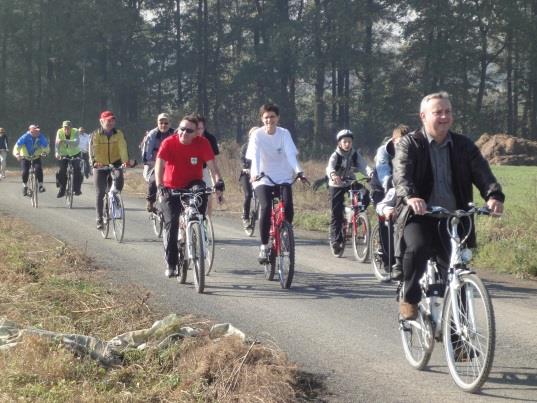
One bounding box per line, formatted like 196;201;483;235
329;186;348;244
57;156;82;192
239;173;253;219
402;216;450;304
94;168;124;220
255;184;293;245
146;179;157;203
160;188;208;267
21;158;43;183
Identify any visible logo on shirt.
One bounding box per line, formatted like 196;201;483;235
190;157;198;165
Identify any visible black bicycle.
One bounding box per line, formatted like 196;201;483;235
96;165;126;243
62;156;81;209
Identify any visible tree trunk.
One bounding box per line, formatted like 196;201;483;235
312;0;325;149
506;29;514;135
174;0;182;106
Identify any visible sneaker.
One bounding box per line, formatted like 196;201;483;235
74;190;82;196
96;219;104;230
165;265;178;278
22;186;28;196
391;263;403;281
242;218;250;229
57;189;65;198
330;242;342;257
258;245;269;264
39;185;46;193
400;301;418;320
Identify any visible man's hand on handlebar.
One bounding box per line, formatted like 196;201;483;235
297;172;310;186
407;197;427;215
486;198;503;217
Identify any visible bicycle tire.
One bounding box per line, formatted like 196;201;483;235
111;194;125;243
100;195;110;239
352;213;370;262
152;212;163;238
278;221;295;289
30;172;38;208
178;242;188;284
65;168;74;209
204;216;215;275
190;222;205;293
400;303;434;370
442;273;495;393
370;223;390;282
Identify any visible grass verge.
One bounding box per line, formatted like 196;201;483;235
0;215;322;402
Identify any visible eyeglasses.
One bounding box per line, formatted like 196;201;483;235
178;126;195;134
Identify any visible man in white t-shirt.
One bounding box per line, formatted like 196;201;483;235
246;103;307;263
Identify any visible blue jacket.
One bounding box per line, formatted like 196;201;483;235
14;132;50;157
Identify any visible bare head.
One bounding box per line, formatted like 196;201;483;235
391;124;410;145
419;91;453;140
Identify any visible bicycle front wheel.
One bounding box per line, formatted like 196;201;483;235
442;273;495;393
204;216;215;275
370;223;390;282
30;172;38;208
111;194;125;243
65;170;74;209
278;221;295;289
352;213;370;262
100;196;110;239
190;222;205;293
400;304;434;370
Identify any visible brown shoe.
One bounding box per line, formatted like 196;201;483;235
400;301;418;320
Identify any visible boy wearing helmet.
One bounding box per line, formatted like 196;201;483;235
325;129;372;256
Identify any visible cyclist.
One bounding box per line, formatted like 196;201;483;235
78;127;91;179
141;113;175;212
155;114;225;278
89;111;134;230
246;103;307;264
0;127;8;179
239;127;258;229
325;129;372;256
371;124;409;278
196;114;221;214
393;91;504;320
55;120;82;198
12;124;49;195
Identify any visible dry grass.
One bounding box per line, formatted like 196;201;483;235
0;215;321;402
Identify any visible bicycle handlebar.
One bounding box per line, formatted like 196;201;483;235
254;172;309;186
425;205;491;218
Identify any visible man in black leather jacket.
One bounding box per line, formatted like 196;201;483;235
392;91;505;320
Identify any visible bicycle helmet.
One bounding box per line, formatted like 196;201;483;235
336;129;353;142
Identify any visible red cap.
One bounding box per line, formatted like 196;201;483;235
100;110;115;120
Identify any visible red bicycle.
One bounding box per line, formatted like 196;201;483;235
256;173;308;289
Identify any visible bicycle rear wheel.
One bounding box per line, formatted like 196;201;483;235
30;172;38;208
370;223;390;282
400;303;434;370
278;221;295;289
352;213;370;262
111;194;125;243
264;246;276;281
443;273;495;393
100;196;110;239
204;216;215;275
190;222;205;293
65;169;74;209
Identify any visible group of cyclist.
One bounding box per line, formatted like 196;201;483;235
4;92;505;322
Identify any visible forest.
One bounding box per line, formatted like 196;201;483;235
1;0;537;156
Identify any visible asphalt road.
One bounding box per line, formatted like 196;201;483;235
1;173;536;402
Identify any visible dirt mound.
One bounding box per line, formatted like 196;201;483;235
476;133;537;165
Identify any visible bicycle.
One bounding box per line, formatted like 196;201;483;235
331;178;371;261
256;173;307;289
149;204;164;238
62;156;81;209
168;187;214;293
23;155;45;208
96;165;126;243
398;204;495;393
244;191;259;237
203;215;215;275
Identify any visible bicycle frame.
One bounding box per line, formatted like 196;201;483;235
269;197;286;257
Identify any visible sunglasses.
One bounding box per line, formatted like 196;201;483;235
178;126;195;134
